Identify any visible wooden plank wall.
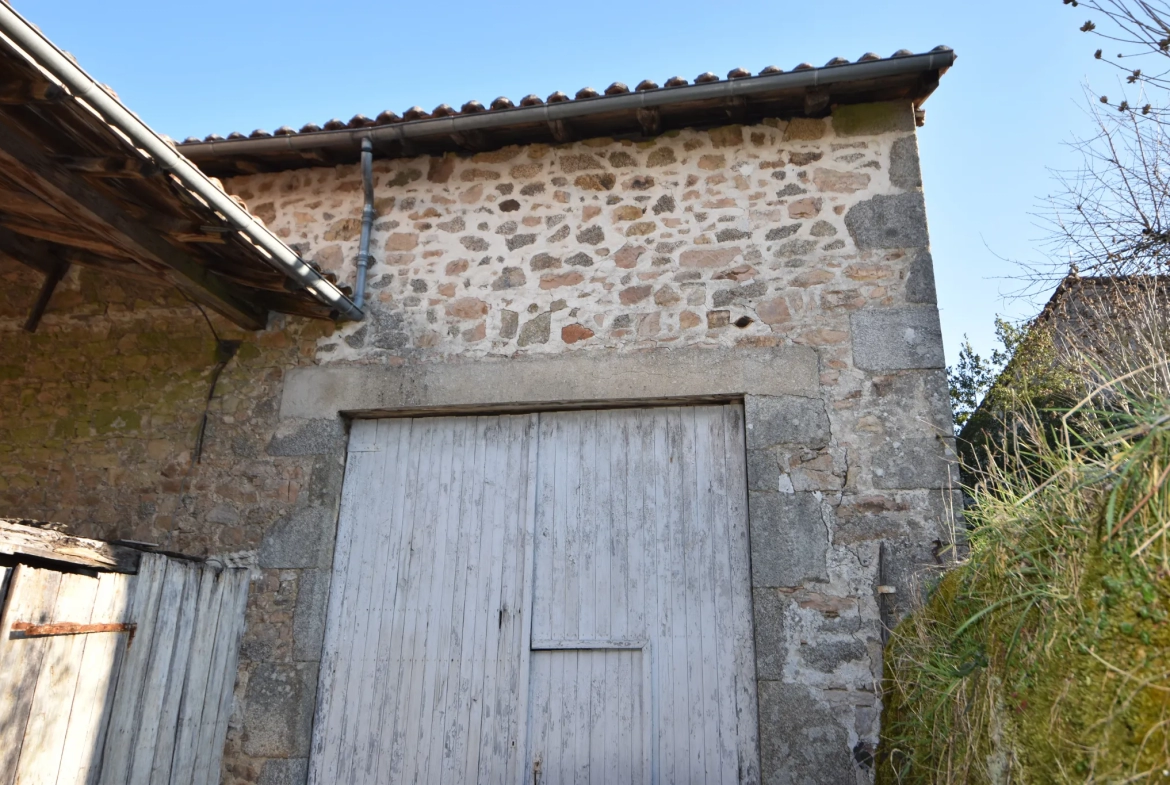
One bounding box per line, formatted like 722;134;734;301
0;552;250;785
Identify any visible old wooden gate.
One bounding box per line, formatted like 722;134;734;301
0;524;250;785
311;404;759;785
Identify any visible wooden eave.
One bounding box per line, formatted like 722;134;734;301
0;43;349;328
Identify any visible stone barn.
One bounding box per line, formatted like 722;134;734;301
0;4;958;782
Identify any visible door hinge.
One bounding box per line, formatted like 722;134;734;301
11;621;137;646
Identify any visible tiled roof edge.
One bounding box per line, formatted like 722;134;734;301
180;47;954;158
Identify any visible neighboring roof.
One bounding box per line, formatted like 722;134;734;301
0;5;361;327
957;274;1170;449
182;47;955;178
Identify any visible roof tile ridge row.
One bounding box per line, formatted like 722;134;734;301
181;47;952;145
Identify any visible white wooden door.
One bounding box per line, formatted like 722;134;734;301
0;554;249;785
528;407;757;785
527;648;646;785
310;415;539;785
313;405;757;785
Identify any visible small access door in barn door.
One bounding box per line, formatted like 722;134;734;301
311;405;759;785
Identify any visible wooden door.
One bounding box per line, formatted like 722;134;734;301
310;415;539;785
312;405;757;785
0;553;249;785
527;648;647;785
527;407;757;785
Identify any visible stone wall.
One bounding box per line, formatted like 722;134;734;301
231;103;936;370
0;265;341;785
0;100;957;784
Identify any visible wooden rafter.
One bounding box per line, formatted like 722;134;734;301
53;155;159;179
0;225;153;281
0;79;64;105
0;116;267;329
22;257;68;332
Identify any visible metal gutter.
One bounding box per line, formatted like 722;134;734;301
183;49;955;160
0;3;363;321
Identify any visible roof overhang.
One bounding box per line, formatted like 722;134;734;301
182;48;955;178
0;4;362;328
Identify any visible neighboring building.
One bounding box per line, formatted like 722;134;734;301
957;273;1170;473
0;4;958;783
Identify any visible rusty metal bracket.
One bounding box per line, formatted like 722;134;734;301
11;620;137;646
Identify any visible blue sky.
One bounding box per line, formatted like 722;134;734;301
24;0;1109;364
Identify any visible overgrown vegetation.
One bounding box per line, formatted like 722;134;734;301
880;5;1170;779
879;377;1170;783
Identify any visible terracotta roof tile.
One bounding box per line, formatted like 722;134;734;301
183;48;957;173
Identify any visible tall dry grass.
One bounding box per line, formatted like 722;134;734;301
878;278;1170;783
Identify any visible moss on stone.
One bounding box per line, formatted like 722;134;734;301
881;549;1170;784
878;399;1170;783
831;102;914;138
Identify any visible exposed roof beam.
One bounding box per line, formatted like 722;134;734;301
0;117;267;329
0;3;362;321
23;258;68;332
0;225;154;281
53;155;159;179
0;79;64;105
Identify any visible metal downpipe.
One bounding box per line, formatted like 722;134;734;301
354;138;374;311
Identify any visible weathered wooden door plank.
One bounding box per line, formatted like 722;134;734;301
59;570;135;785
526;405;757;784
310;414;538;785
0;565;64;785
148;563;200;785
199;568;249;785
14;571;100;784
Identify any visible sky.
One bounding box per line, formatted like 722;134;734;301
21;0;1113;366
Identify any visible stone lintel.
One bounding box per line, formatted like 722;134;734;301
281;345;819;419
